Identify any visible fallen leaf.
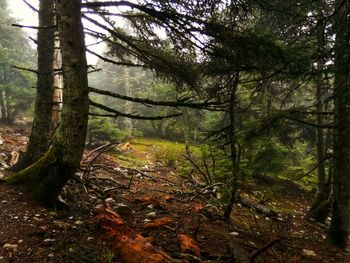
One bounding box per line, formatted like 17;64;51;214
164;195;173;201
177;234;200;257
97;211;186;263
143;217;173;228
3;243;18;251
135;195;166;209
302;249;317;257
193;203;203;212
53;220;70;230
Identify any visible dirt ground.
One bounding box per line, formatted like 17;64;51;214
0;123;348;262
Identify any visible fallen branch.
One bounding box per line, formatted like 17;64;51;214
249;238;282;262
183;154;210;185
238;195;277;216
125;167;159;182
71;174;129;200
190;182;224;201
81;143;118;179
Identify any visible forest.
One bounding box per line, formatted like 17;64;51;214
0;0;349;262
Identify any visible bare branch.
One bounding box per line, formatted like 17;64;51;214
12;65;38;74
249;238;282;261
90;100;182;120
90;87;223;109
86;49;146;68
12;24;56;30
285;115;335;129
22;0;39;12
29;36;38;44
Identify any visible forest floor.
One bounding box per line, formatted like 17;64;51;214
0;123;348;263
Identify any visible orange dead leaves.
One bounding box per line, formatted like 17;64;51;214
177;234;201;257
118;236;176;263
143;217;173;229
135;195;168;209
97;209;187;263
193;203;204;213
164;194;173;201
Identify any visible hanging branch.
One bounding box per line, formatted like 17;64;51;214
22;0;39;12
291;155;333;181
29;36;38;45
83;14;199;85
90;87;223;110
86;49;146;68
12;65;38;74
90;100;182;120
284;115;335;129
89;112;118;118
11;24;56;30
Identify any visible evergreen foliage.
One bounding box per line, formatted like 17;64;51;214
0;1;36;122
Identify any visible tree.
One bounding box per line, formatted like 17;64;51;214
327;0;350;249
0;0;35;123
6;0;89;207
307;19;332;222
12;0;55;171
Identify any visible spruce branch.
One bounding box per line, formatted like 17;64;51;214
89;100;182;120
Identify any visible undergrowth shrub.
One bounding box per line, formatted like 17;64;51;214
88;117;127;144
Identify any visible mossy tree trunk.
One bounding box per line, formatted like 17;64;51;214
6;0;89;207
327;0;350;249
12;0;55;171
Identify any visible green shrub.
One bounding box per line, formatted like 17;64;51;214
88;117;127;143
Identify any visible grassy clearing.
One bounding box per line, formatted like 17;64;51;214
130;137;201;164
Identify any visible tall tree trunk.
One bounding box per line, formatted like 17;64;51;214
308;52;331;222
6;0;89;207
327;0;350;249
12;0;55;171
307;8;333;222
224;73;239;219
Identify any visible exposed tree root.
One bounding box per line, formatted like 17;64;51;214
5;146;73;207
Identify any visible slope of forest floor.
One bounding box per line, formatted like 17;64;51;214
0;123;348;262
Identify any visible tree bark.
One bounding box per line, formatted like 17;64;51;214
224;73;239;219
6;0;89;207
327;0;350;249
12;0;55;171
308;28;331;222
0;89;7;120
51;36;63;131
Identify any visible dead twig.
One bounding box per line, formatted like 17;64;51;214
71;174;130;200
81;143;118;179
190;182;224;201
82;143;117;163
249;238;282;262
183;154;210;185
